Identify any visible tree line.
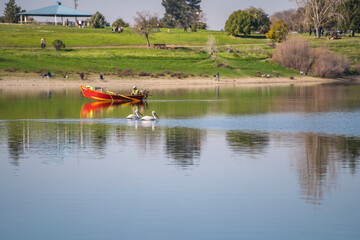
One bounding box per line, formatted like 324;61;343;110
2;0;359;39
225;0;360;40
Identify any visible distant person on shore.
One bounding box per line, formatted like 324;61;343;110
184;25;187;32
157;23;160;32
41;39;44;48
216;71;220;81
309;29;312;36
80;72;87;80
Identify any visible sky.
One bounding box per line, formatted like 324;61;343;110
0;0;296;30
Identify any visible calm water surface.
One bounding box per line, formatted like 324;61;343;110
0;83;360;240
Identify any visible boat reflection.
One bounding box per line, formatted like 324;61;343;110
81;101;147;118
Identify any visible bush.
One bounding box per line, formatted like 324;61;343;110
90;11;106;28
138;71;151;77
121;69;134;77
272;38;314;73
311;48;350;78
52;40;65;51
266;20;288;43
272;38;350;78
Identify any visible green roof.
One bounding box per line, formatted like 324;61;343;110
20;1;92;17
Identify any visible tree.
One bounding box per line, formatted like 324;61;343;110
112;18;129;27
162;0;188;27
245;7;270;33
89;11;106;28
3;0;22;23
266;20;289;42
271;9;304;32
133;11;158;47
292;0;344;38
340;0;360;36
161;0;203;28
225;10;256;36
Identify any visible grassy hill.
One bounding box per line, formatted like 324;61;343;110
0;24;359;79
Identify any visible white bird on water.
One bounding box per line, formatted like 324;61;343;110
141;111;160;121
127;110;143;120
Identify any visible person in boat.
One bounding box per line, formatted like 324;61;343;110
131;86;142;95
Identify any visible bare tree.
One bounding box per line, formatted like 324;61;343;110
292;0;344;38
133;11;158;47
271;9;303;32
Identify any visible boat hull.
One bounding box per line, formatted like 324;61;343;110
80;85;146;102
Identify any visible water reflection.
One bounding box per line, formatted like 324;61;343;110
294;134;360;205
226;131;269;156
164;127;204;168
81;101;147;119
1;120;360;206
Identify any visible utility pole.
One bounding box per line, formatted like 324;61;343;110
74;0;78;24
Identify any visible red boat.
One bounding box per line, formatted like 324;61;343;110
80;85;148;102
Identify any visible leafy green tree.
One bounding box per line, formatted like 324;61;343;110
89;11;106;28
3;0;22;23
161;0;202;28
112;18;129;27
266;20;289;42
340;0;360;36
245;7;270;33
225;10;256;36
133;11;158;47
162;0;188;27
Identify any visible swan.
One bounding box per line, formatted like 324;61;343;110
127;110;143;120
141;111;160;121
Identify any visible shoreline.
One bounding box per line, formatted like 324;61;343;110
0;73;359;91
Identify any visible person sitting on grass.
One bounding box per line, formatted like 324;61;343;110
80;72;87;80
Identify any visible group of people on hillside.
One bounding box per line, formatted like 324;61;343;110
184;23;192;32
112;25;124;33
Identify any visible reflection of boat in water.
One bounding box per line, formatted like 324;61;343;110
80;85;149;102
81;101;146;118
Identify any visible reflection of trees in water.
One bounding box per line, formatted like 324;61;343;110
90;124;108;151
3;121;111;165
225;131;269;156
296;134;360;205
164;128;204;168
6;121;27;166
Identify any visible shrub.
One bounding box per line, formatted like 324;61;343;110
138;71;151;77
5;66;19;72
272;38;314;73
266;20;288;43
311;48;350;78
156;72;165;77
121;69;134;77
272;38;350;78
90;11;106;28
52;40;65;51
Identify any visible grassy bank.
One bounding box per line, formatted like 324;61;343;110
0;24;359;79
0;24;268;47
0;47;295;78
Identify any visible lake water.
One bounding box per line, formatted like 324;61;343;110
0;83;360;240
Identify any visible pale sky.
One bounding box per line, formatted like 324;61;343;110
0;0;295;30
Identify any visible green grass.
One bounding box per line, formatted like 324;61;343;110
0;24;359;78
0;47;296;78
0;24;269;47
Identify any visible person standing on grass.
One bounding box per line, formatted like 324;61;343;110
216;71;220;81
43;39;46;48
40;39;44;48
